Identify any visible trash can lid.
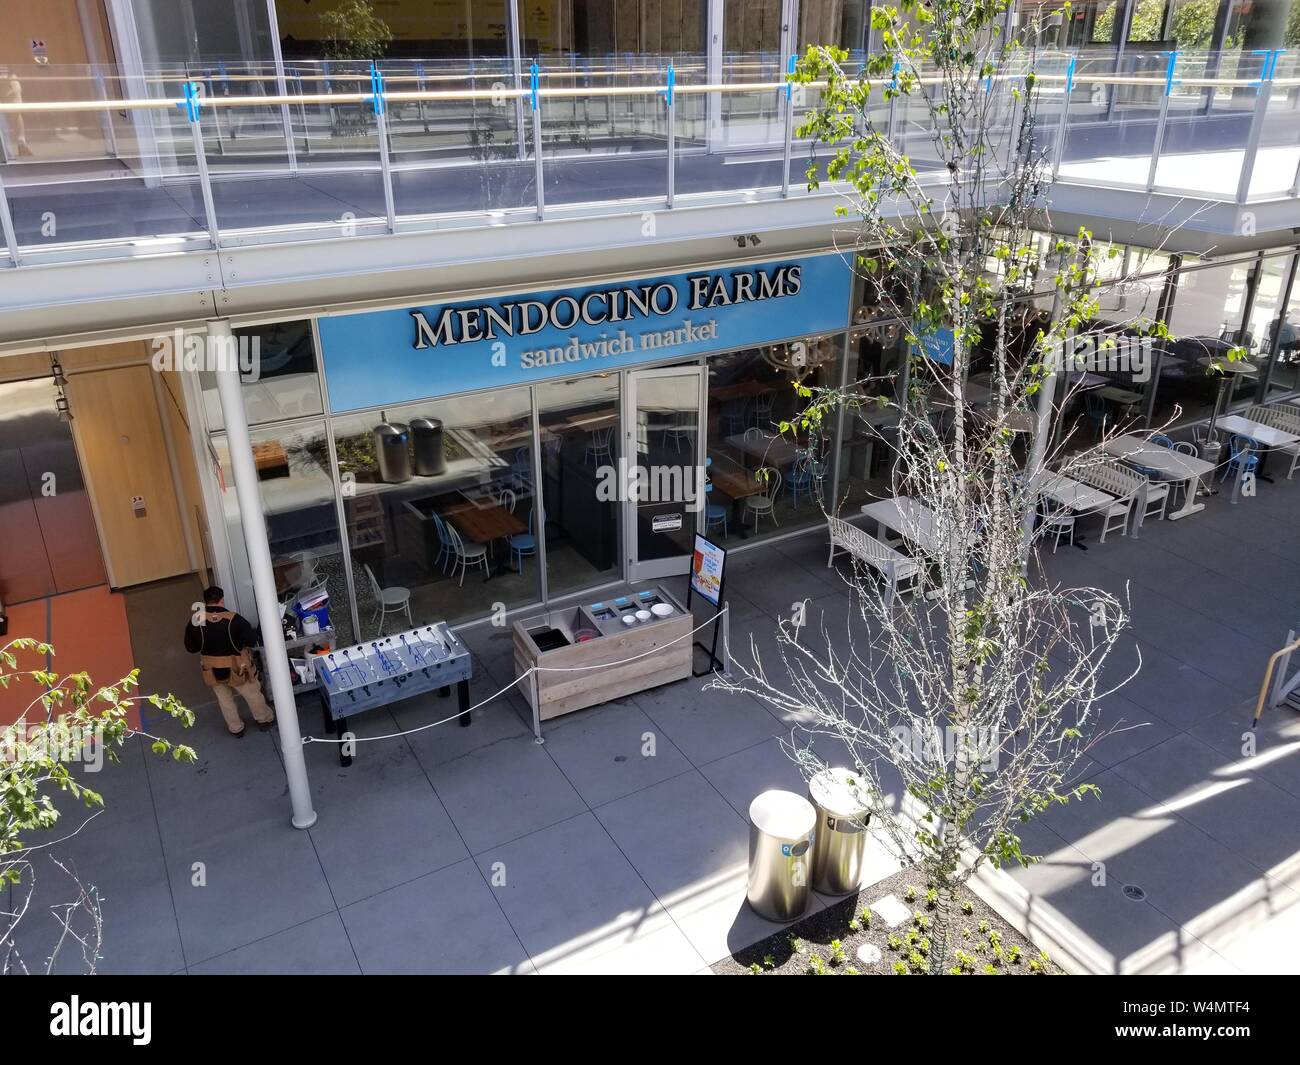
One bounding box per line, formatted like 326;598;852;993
749;789;815;839
809;767;871;819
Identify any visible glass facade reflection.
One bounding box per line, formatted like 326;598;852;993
197;237;1300;634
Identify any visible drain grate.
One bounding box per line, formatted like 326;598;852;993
1122;884;1147;901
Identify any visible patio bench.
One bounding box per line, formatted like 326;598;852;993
1249;405;1300;478
1075;460;1165;539
827;516;919;605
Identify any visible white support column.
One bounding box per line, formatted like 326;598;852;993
1021;291;1064;551
209;319;317;830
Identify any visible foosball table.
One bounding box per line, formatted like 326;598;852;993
315;622;473;765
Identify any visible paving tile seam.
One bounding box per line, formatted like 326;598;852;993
538;747;710;974
396;730;535;976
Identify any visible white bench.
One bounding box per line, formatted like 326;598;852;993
1075;459;1167;539
1249;405;1300;478
827;516;919;605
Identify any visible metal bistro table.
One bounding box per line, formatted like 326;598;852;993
1217;415;1300;503
1032;471;1119;548
1100;434;1216;520
315;622;473;766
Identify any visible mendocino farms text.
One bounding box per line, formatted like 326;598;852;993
409;264;802;349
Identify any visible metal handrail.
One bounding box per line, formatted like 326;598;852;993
3;68;1295;113
1253;632;1300;727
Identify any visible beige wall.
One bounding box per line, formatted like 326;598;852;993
0;341;205;590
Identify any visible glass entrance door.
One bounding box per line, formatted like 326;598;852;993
624;365;705;581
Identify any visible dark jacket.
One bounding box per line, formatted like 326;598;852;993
184;609;260;682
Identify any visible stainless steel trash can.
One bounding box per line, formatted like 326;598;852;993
747;790;816;922
808;767;872;895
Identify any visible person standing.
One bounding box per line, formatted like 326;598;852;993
0;67;32;157
184;586;275;738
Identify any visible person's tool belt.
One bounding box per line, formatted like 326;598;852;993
199;610;257;687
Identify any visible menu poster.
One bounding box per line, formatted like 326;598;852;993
691;534;726;607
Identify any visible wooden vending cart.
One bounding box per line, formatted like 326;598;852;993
513;587;692;721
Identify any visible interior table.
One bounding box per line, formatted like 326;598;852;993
724;430;802;470
706;454;767;538
441;502;528;577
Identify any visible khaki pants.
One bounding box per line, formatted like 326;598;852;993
212;679;274;734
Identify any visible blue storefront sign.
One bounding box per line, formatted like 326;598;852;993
317;254;852;413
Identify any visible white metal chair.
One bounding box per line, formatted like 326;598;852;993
363;563;412;634
585;426;614;465
445;522;490;586
744;467;782;531
1170;441;1200;508
1035;500;1076;553
663;409;695;452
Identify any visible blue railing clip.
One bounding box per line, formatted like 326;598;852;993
176;81;202;123
529;63;540;111
1164;51;1180;96
786;54;796;101
369;63;385;116
1064;54;1077;95
663;64;675;106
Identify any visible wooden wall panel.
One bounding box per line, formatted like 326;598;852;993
65;365;191;588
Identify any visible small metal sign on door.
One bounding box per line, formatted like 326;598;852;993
652;513;683;533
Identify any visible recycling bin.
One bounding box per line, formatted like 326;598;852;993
808;767;872;896
746;789;816;921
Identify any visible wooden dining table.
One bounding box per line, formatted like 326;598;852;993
439;500;527;577
706;455;768;538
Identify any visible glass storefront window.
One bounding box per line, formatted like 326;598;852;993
704;340;841;546
210;418;353;646
331;387;539;635
1265;256;1300;398
535;374;622;599
200;319;324;431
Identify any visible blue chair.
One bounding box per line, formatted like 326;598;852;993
1148;433;1175;449
722;399;748;435
1084;392;1109;435
509;507;537;572
510;447;531;490
705;501;728;537
786;453;820;506
1220;434;1259;482
429;511;453;573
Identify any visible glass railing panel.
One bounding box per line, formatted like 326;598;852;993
1150;50;1267;198
540;88;668;208
201;61;387;236
672;53;785;199
1058;50;1167;189
386;57;537;217
1;124;208;252
1248;53;1300;200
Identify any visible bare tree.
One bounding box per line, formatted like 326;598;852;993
713;2;1214;972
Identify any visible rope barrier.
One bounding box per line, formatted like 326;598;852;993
301;605;728;747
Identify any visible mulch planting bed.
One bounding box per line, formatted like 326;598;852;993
713;866;1062;975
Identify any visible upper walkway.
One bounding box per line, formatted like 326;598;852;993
0;49;1296;336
